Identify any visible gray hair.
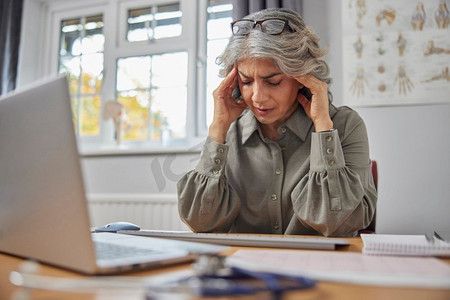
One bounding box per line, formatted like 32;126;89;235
217;8;333;102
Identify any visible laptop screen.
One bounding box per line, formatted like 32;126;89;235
0;76;98;273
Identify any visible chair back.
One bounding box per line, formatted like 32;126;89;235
359;160;377;234
372;160;378;189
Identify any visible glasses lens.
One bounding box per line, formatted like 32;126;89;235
232;20;254;35
261;19;287;34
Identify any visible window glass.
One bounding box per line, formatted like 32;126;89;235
116;52;187;142
206;1;232;126
127;2;182;42
117;90;150;141
117;56;151;91
80;95;101;136
58;15;104;137
59;56;80;95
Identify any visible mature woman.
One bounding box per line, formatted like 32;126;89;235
177;8;377;237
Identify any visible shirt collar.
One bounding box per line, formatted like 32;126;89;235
239;104;338;144
240;109;259;144
284;106;314;141
240;106;314;144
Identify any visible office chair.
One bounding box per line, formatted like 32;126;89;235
359;160;378;234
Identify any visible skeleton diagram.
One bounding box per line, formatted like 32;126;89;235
353;36;364;59
424;40;450;56
435;1;450;29
348;0;367;28
422;67;450;83
375;33;386;56
394;65;414;95
397;33;406;56
411;3;426;31
376;8;396;26
350;67;368;97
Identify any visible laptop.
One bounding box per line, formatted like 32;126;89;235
0;75;226;274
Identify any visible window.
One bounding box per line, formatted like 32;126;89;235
50;0;232;149
58;15;104;137
127;3;182;42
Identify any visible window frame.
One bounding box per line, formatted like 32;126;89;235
42;0;204;150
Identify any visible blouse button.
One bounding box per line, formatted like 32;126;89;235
328;159;335;166
326;135;333;142
273;222;280;230
280;127;287;133
214;158;221;164
212;169;219;175
217;148;224;153
271;194;277;201
326;148;333;154
275;169;281;175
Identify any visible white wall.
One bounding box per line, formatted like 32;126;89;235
303;0;450;234
81;152;200;194
19;0;450;234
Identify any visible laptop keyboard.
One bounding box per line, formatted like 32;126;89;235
94;241;159;260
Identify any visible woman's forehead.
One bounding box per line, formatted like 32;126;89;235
237;58;286;79
237;57;279;71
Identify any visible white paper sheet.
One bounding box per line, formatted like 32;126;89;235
227;250;450;289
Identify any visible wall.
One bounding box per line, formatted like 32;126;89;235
303;0;450;234
18;0;450;234
81;152;199;195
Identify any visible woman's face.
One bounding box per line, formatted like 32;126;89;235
237;58;302;129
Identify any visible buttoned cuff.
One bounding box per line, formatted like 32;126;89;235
195;137;229;178
310;129;345;171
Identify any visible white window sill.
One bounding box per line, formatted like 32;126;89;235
79;138;205;157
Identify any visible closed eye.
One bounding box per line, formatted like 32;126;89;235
266;80;282;86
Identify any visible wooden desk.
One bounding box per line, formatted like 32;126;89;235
1;237;449;300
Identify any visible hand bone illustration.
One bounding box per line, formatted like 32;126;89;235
394;65;414;95
350;67;368;97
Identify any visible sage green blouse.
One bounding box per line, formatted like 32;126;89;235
177;104;377;237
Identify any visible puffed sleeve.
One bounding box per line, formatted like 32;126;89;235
177;137;241;232
291;109;377;236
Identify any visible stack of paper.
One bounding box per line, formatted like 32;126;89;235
361;234;450;257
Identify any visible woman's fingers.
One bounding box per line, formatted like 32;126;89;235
219;66;238;93
295;75;328;96
295;74;332;131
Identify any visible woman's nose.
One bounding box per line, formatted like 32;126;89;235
251;82;267;105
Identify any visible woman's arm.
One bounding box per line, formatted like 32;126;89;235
177;137;241;232
291;110;377;236
177;67;246;232
294;75;376;236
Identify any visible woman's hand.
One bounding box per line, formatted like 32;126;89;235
209;66;247;143
295;75;333;132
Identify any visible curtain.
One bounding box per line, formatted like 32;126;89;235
0;0;24;95
232;0;302;20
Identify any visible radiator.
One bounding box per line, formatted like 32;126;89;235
87;194;189;231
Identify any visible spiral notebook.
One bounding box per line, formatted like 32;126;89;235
361;234;450;257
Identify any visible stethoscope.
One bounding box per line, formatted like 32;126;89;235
170;254;316;299
10;255;315;299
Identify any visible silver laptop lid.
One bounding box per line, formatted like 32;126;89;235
0;76;98;273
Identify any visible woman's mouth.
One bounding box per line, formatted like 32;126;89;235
255;107;273;116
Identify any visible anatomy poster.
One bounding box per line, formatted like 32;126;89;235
342;0;450;106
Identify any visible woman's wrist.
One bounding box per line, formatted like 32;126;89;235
314;118;334;132
208;122;229;144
